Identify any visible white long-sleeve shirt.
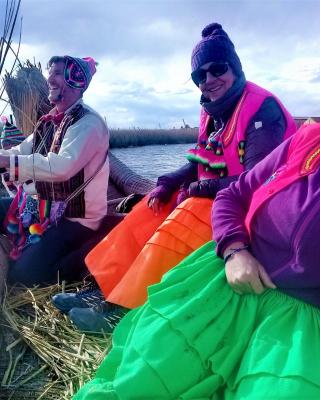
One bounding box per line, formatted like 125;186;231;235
1;100;109;230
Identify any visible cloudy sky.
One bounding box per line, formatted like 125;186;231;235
1;0;320;128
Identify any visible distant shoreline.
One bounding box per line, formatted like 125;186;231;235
109;117;320;148
1;118;318;150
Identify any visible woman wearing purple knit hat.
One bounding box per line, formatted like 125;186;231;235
69;23;320;400
0;55;109;287
51;23;296;335
71;23;320;400
52;22;296;335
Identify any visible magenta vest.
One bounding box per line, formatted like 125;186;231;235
187;81;296;180
245;123;320;236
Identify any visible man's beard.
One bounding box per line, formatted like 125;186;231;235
48;88;63;104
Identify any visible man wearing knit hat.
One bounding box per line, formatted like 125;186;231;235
0;55;109;287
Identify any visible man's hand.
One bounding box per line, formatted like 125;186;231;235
224;243;276;294
0;155;10;169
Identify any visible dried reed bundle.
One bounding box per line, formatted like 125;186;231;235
109;127;198;148
1;283;112;399
4;61;51;135
109;152;155;196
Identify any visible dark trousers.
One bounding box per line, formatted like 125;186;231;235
0;197;12;229
0;197;123;287
8;218;97;286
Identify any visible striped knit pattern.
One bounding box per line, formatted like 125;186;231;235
0;120;25;150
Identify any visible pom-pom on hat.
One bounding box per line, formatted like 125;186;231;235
63;56;97;91
191;23;243;77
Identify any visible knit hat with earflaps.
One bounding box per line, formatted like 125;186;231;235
63;56;97;91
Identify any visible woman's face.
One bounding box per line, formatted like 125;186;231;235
198;62;236;102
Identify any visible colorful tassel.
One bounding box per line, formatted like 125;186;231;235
29;234;41;244
29;223;45;236
238;140;246;164
7;223;19;234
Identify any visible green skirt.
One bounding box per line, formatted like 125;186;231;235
74;242;320;400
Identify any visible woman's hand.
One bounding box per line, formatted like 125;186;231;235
224;243;276;294
147;185;172;215
147;197;163;215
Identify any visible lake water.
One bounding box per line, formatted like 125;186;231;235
111;143;195;181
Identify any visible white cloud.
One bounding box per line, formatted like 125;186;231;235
280;58;320;83
142;19;176;37
84;54;200;128
1;0;320;127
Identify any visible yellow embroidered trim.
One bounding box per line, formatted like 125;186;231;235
303;147;320;172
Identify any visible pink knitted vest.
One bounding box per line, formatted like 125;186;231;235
187;81;296;180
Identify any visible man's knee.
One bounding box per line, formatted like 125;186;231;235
8;251;55;287
0;197;12;229
8;260;35;286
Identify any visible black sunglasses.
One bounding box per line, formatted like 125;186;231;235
191;63;229;86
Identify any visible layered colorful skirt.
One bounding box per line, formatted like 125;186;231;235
75;242;320;399
86;196;213;309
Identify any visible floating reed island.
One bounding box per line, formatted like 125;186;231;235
1;283;113;399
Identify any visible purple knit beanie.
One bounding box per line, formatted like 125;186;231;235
191;23;243;77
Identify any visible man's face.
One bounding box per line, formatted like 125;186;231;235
47;61;69;104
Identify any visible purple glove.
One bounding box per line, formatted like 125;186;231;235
176;184;190;206
148;185;172;206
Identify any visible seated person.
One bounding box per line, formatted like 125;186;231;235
53;23;296;334
74;121;320;399
0;55;109;287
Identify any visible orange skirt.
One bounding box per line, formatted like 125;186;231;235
86;196;213;309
